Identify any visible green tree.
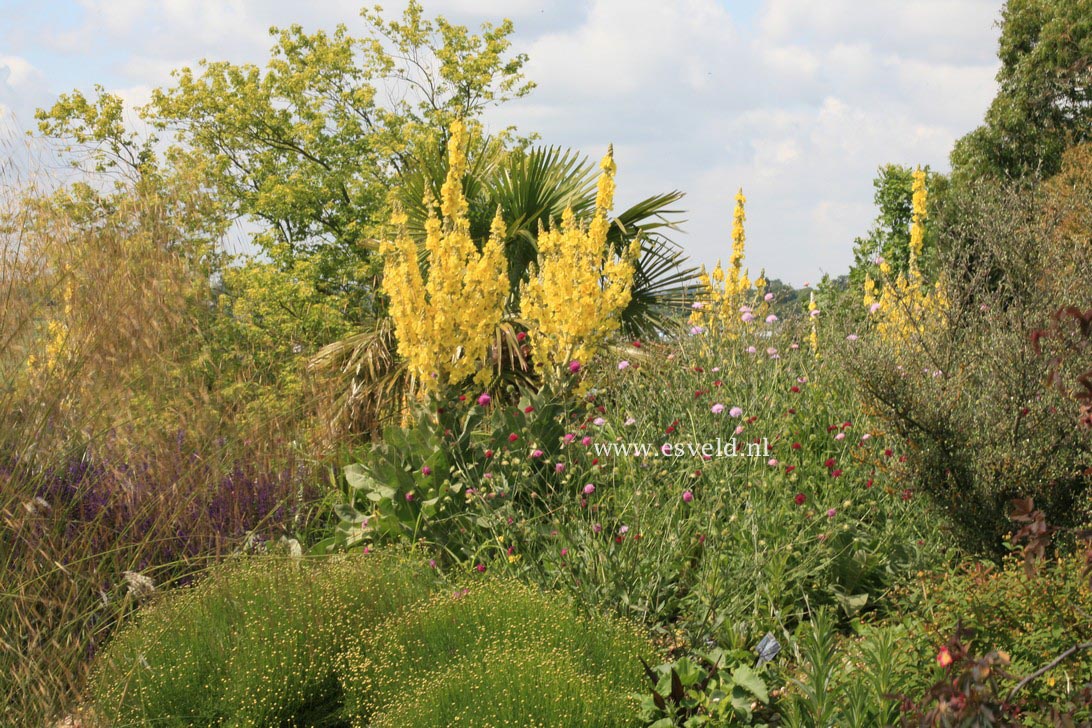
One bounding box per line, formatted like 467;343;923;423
951;0;1092;182
37;1;533;318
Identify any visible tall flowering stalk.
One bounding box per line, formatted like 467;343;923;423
866;167;947;346
520;146;640;379
808;292;820;357
27;277;74;376
380;120;509;395
690;189;753;337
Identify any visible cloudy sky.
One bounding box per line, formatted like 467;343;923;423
0;0;1005;284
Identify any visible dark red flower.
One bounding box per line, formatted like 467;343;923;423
508;433;519;443
824;458;836;469
790;386;800;393
785;465;796;474
794;493;806;505
831;469;843;478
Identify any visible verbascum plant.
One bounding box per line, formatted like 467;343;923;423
866;168;947;348
808;291;820;357
689;189;753;338
520;146;640;379
380;120;509;395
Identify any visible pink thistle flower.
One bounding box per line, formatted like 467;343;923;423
583;483;596;495
729;406;743;418
682;490;694;503
568;360;581;373
477;393;492;406
711;403;725;414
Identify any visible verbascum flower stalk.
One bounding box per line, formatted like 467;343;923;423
692;189;753;337
520;145;640;378
908;167;927;284
867;167;947;348
380;120;509;396
808;292;820;358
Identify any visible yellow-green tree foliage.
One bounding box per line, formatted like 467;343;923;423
380;120;508;395
864;168;947;345
519;146;640;378
689;189;757;337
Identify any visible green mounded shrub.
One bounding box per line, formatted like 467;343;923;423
340;577;656;727
87;550;435;727
781;555;1092;725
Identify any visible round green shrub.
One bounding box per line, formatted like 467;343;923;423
340;577;655;727
87;550;435;727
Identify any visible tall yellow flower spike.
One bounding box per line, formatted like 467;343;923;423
808;291;820;358
520;145;640;379
690;188;753;337
908;167;927;284
867;167;947;348
380;120;509;395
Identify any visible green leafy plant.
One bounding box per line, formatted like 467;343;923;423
637;649;770;727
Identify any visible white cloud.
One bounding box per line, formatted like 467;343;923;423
10;0;1005;284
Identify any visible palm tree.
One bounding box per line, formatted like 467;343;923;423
310;131;701;438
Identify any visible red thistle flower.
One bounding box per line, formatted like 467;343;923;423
790;386;800;393
831;469;843;478
824;458;836;469
791;442;801;450
785;465;796;474
508;433;519;443
794;493;806;506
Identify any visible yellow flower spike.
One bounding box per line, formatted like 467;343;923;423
520;144;638;380
380;120;509;400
